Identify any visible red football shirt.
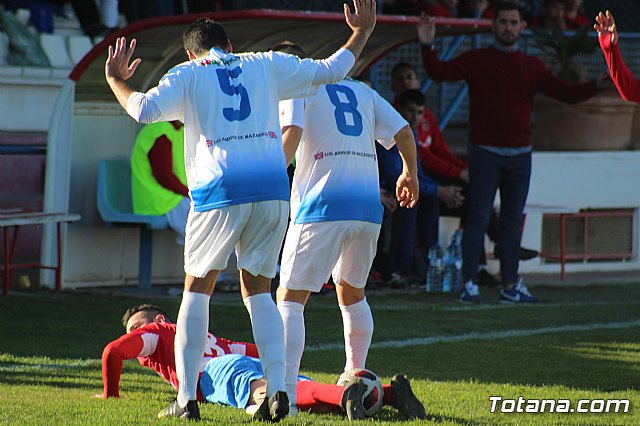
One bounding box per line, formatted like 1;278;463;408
101;322;258;398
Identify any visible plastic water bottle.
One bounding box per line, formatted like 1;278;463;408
426;244;443;292
442;245;453;293
448;230;464;294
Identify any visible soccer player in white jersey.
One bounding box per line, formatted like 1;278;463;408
272;42;420;419
103;1;377;421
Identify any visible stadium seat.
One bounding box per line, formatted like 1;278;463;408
97;159;169;289
67;35;92;64
39;33;73;68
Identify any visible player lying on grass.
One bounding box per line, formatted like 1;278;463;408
98;304;426;420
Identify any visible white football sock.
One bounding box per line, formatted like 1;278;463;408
244;293;286;397
175;291;210;407
339;297;373;371
277;300;305;409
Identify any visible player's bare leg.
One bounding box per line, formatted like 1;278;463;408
242;270;289;422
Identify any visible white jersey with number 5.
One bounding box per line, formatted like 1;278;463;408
143;48;321;212
280;78;407;225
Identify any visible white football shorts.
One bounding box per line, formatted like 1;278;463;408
280;220;381;292
184;200;289;278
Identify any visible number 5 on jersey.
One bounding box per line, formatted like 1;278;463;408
326;85;363;137
216;67;251;121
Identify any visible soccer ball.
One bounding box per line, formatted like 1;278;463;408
338;368;384;417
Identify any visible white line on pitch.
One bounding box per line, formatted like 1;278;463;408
306;319;640;352
275;300;638;311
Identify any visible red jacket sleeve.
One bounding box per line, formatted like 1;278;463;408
148;136;189;197
419;109;466;180
535;58;599;104
599;34;640;103
101;334;145;398
216;336;260;358
421;44;471;82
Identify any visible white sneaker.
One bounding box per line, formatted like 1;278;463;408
245;404;259;416
460;280;481;303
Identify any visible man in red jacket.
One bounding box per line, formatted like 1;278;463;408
595;10;640;103
390;63;526;288
418;1;606;303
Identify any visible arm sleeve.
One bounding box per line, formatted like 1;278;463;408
129;65;187;123
126;92;162;124
536;59;599;103
279;98;305;129
147;136;189;196
372;90;409;149
599;34;640;103
272;50;354;100
311;48;356;85
421;44;470;82
216;337;260;358
101;334;146;398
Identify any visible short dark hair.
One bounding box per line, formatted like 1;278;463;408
269;40;307;59
183;18;229;56
397;89;426;108
493;1;524;20
121;304;171;328
391;62;416;77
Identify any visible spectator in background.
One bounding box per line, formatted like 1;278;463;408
395;89;464;266
46;1;119;38
392;0;457;17
183;0;226;13
595;10;640;103
119;0;174;24
564;0;590;29
418;1;606;303
375;120;442;286
0;0;17;12
390;63;512;287
425;0;459;17
392;0;428;16
131;121;190;245
530;0;566;30
375;84;461;285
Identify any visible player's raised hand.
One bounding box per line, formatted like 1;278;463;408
344;0;376;35
105;37;141;81
417;13;436;45
396;170;419;208
594;10;618;44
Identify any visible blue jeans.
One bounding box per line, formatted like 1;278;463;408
462;146;531;285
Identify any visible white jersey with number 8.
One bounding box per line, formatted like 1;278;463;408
280;78;407;225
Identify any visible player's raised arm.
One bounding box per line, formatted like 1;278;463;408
595;10;640;103
308;0;376;86
342;0;377;61
105;37;142;111
594;10;618;44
